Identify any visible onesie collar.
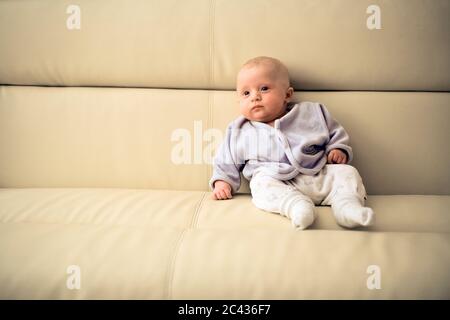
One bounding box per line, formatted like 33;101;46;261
247;102;300;129
274;102;299;129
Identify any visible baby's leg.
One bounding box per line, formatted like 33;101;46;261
323;165;375;228
250;172;315;230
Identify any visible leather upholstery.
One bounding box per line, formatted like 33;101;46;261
0;0;449;299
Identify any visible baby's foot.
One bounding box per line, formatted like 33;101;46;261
332;200;375;228
359;207;375;226
289;201;315;230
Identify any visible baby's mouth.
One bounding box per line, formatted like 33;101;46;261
252;105;264;110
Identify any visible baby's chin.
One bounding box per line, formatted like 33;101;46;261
243;106;287;123
244;115;276;123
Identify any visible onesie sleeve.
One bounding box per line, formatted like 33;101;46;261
319;104;354;163
209;123;243;194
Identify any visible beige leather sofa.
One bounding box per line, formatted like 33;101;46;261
0;0;449;299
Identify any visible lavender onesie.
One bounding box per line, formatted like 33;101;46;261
209;102;353;193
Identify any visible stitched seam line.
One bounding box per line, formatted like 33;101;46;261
190;192;207;228
209;0;215;89
206;91;211;190
166;192;206;299
206;0;215;188
206;91;213;189
165;229;186;299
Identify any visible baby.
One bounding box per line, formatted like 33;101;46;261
209;56;374;230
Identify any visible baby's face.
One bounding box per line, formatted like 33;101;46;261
237;65;292;124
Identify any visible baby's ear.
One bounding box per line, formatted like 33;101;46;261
285;87;294;101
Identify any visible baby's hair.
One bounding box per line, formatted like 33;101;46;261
240;56;291;87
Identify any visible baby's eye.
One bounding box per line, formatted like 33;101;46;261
242;91;250;96
261;86;269;91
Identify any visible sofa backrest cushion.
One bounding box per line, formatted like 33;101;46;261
1;86;448;195
0;0;449;91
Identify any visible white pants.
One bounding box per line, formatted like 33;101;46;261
249;164;368;223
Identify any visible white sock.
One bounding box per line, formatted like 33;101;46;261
283;197;315;230
332;196;375;228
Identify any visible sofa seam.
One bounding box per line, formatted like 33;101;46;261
206;0;215;190
0;219;191;230
190;192;207;229
206;91;213;189
1;220;449;236
165;192;206;299
210;90;214;130
208;0;215;89
165;229;187;299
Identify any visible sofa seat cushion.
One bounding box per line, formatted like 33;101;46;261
0;188;449;299
0;188;206;229
0;189;448;232
200;194;450;233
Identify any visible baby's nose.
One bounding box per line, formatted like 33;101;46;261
251;92;262;101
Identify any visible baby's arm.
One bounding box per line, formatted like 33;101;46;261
209;124;243;200
319;104;353;163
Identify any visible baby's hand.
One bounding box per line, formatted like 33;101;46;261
212;180;233;200
327;149;347;164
